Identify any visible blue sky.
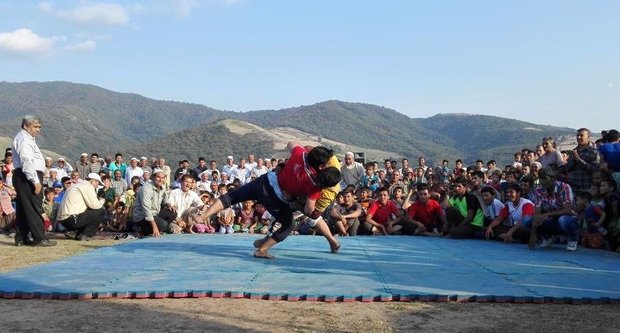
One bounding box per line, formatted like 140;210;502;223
1;1;618;132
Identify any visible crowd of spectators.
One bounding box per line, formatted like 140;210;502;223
1;128;619;252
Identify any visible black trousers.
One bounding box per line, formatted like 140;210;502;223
138;209;177;235
220;174;294;243
13;169;47;243
60;208;106;237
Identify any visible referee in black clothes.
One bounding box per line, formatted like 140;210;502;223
12;115;56;247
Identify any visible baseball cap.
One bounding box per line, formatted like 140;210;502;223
86;173;104;186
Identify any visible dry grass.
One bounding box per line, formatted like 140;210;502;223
1;233;619;332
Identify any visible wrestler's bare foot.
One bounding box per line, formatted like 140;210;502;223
253;250;274;259
330;242;341;253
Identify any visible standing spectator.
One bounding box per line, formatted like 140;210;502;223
562;128;600;191
43;156;53;186
57;173;106;241
230;158;251;185
340;152;365;189
11;115;56;246
156;157;172;189
139;157;152;176
55;157;72;179
108;153;127;179
173;159;192;184
538;137;566;169
74;153;91;180
125;157;144;185
193;157;208;181
246;154;257;170
598;129;620;186
222;155;237;176
250;158;269;179
89;153;102;175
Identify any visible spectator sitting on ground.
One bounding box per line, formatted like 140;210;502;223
400;184;445;236
132;169;176;238
328;188;363;236
234;200;255;233
600;178;620;252
363;187;404;235
480;186;505;227
485;183;535;243
576;191;606;249
528;167;579;251
443;176;485;239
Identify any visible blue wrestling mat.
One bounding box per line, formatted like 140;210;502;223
1;234;619;303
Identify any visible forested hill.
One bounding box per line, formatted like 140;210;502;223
0;81;574;165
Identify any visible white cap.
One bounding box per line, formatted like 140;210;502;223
58;157;65;162
130;157;139;161
152;168;165;176
86;173;104;186
81;153;88;157
227;155;233;160
140;156;148;160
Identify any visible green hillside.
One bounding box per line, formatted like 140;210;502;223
0;81;576;166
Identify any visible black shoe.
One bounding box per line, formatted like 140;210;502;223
15;235;34;247
32;239;57;247
64;231;77;239
76;235;93;241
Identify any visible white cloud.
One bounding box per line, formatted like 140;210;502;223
172;0;200;17
38;2;130;26
0;29;58;57
66;40;96;51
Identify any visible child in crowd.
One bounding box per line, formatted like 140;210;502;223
359;162;379;192
392;186;406;212
249;202;268;234
217;207;235;234
41;187;57;232
234;200;255;233
108;202;128;232
0;180;16;235
601;179;620;251
575;191;606;249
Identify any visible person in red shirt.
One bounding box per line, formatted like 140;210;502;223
200;141;341;259
364;187;403;235
400;184;445;236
